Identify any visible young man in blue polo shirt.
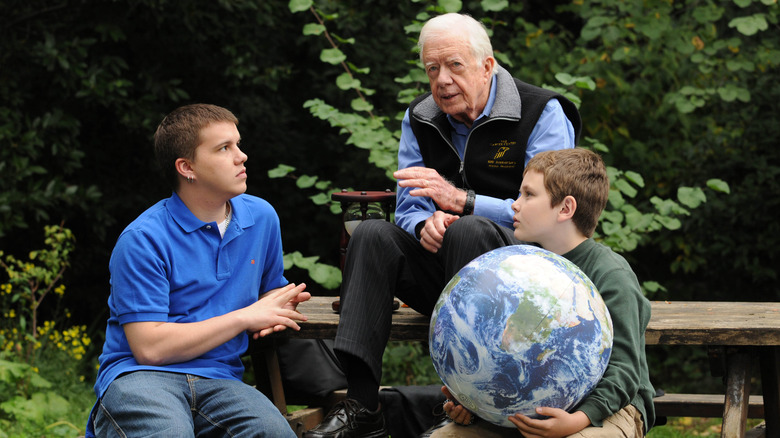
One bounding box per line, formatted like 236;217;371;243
86;104;310;437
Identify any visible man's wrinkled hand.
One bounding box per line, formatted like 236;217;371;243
395;167;466;213
420;211;459;253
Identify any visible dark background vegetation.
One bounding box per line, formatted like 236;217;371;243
1;0;778;393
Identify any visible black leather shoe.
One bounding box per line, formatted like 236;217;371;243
418;415;451;437
303;399;388;438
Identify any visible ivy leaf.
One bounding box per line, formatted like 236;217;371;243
728;14;768;36
303;23;325;36
438;0;462;13
481;0;508;11
707;178;731;194
267;164;295;178
288;0;312;13
624;170;645;187
320;48;346;65
655;215;682;230
351;98;374;112
677;186;706;208
614;179;638;198
309;193;331;205
296;175;318;189
336;73;360;90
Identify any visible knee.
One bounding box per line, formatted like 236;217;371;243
349;219;398;245
444;215;494;241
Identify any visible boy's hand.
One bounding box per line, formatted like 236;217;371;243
508;407;590;438
440;386;474;426
248;283;310;339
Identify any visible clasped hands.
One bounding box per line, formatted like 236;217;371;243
249;283;311;339
394;167;467;253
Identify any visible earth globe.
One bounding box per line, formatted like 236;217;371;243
429;244;613;427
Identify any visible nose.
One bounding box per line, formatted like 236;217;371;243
235;146;248;164
511;197;520;212
437;67;453;85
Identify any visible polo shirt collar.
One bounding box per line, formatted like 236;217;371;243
167;192;255;233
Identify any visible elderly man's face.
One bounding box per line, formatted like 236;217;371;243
422;35;495;127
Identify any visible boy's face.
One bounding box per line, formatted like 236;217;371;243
190;121;248;199
511;170;559;245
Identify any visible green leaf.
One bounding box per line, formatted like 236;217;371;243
677;186;707;208
309;193;331;205
601;221;623;235
336;73;360;90
623;171;645;187
728;14;769;36
733;0;752;7
296;175;318;189
267;164;295;178
706;178;731;194
320;48;346;65
642;281;666;293
350;98;374;112
438;0;462;13
303;23;325;36
481;0;508;12
655;215;682;230
288;0;312;13
614;179;638;198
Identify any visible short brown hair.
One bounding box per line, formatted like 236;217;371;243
153;104;238;190
524;148;609;237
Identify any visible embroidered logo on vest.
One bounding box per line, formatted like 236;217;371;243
488;140;519;169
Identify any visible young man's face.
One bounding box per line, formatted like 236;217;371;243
190;121;248;199
422;35;494;126
511;170;560;245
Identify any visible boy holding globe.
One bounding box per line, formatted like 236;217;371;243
433;148;655;437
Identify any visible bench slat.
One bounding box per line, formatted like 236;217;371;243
654;393;764;419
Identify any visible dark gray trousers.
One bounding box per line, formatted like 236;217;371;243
333;215;520;384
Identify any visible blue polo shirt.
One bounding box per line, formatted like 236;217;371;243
88;192;287;434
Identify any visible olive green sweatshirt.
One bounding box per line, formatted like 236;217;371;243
563;238;656;433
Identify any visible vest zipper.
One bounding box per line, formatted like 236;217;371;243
416;115;517;190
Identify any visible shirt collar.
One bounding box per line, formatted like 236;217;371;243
167;192;254;233
447;74;498;134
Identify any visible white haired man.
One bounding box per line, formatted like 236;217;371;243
304;13;582;438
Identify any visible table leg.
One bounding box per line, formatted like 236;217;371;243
721;349;751;438
250;338;288;415
760;346;780;438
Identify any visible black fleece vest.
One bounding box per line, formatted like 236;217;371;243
409;78;581;201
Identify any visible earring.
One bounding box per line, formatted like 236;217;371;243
187;176;193;184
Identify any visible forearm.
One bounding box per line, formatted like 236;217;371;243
124;309;249;366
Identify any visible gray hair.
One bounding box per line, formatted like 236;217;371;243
418;13;495;75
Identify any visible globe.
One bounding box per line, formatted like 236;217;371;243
429;244;613;427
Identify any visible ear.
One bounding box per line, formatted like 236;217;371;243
175;157;194;181
482;56;496;81
557;195;577;222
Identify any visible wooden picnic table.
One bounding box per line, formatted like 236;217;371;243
250;299;780;438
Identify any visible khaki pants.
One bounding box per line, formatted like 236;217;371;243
430;405;644;438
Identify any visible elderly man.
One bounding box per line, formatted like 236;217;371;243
304;13;581;438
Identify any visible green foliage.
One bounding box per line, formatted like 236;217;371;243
0;226;94;436
289;0;733;296
381;341;440;387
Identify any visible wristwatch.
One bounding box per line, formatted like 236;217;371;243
463;189;475;215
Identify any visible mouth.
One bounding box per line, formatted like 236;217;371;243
440;93;458;101
237;168;247;178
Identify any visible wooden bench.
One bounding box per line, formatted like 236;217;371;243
249;298;780;438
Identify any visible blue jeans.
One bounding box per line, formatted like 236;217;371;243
93;370;295;438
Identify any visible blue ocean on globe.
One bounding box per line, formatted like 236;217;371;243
429;244;613;427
